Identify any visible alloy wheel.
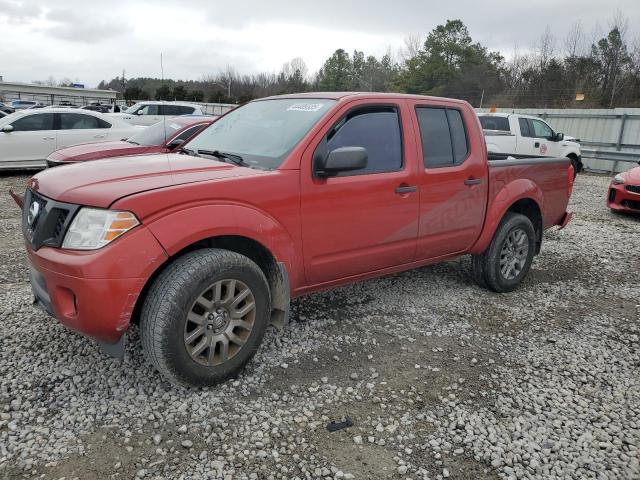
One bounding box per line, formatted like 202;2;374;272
184;279;256;366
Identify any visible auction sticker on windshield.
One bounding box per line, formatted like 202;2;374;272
287;103;325;112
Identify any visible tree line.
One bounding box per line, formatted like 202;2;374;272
93;17;640;108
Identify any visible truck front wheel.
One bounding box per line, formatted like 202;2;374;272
140;249;271;387
471;212;536;293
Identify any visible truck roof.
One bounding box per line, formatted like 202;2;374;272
478;112;548;121
260;92;471;106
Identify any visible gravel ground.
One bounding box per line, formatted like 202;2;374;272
0;172;638;480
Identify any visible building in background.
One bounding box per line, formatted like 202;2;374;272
0;81;117;106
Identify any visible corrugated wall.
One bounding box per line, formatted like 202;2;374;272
476;108;640;173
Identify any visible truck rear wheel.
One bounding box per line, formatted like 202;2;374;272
140;249;270;387
471;212;536;293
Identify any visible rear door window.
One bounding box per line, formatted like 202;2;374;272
60;113;110;129
416;107;469;168
138;104;160;115
178;106;195;115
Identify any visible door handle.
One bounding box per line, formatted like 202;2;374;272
395;185;417;194
93;134;106;138
464;178;482;186
534;142;540;148
42;137;54;140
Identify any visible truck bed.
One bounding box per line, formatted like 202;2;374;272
487;156;571;229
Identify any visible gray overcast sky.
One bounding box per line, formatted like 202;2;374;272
1;0;639;87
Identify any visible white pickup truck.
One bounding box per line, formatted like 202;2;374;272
478;113;582;177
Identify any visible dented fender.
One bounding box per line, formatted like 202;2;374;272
145;203;302;291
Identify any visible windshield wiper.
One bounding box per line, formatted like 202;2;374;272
178;147;198;156
127;140;140;145
197;150;250;167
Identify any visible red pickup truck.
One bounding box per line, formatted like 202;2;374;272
18;93;574;386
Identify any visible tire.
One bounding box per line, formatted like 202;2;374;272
568;157;579;179
140;248;271;387
471;212;536;293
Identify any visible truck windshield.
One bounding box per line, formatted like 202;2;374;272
185;98;336;169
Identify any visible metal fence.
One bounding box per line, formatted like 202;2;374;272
477;108;640;174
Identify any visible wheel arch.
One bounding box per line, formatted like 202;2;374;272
470;178;544;255
566;152;582;173
130;203;300;331
504;198;543;254
130;234;290;331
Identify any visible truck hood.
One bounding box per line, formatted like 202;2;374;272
47;140;156;162
29;153;262;208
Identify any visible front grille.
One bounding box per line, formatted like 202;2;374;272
621;199;640;211
608;189;617;202
52;209;69;239
22;189;79;250
625;185;640;194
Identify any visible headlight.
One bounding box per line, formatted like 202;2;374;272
62;208;139;250
612;174;625;185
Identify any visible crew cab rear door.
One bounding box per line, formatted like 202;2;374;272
408;100;488;260
300;100;420;285
515;117;539;156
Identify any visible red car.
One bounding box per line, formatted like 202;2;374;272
17;93;574;386
607;164;640;213
46;116;214;166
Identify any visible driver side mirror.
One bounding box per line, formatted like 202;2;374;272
1;125;13;133
314;146;368;177
554;132;564;141
166;138;184;150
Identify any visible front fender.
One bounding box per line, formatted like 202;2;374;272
469;178;543;255
146;203;302;289
561;146;581;158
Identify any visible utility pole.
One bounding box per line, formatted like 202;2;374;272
121;69;126;93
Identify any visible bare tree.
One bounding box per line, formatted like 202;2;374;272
400;33;422;63
289;57;308;79
534;25;556;71
565;21;585;57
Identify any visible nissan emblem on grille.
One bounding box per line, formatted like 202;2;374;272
27;200;40;227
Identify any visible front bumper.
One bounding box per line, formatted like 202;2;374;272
607;183;640;213
27;225;168;345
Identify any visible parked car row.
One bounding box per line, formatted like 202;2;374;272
0;99;219;169
0;108;142;169
47;116;213;166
